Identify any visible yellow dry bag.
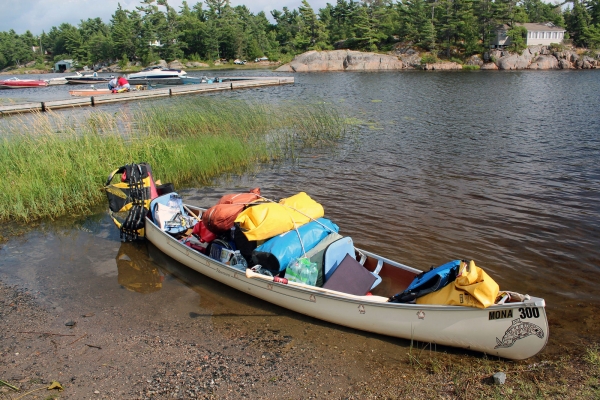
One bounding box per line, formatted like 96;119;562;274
416;260;499;308
235;192;324;241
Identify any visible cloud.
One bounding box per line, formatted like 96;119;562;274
0;0;330;35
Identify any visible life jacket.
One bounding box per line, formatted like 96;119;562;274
388;260;463;303
105;163;158;241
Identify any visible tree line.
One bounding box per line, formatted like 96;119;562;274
1;0;599;70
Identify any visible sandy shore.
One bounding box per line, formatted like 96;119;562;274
2;275;433;399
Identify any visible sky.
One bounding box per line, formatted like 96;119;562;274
0;0;331;35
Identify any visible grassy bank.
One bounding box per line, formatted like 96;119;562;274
0;98;347;223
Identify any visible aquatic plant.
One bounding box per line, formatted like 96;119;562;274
0;97;347;222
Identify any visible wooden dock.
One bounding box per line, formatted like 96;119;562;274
0;77;294;116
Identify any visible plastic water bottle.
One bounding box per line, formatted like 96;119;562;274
167;194;179;210
285;258;301;283
307;261;318;286
299;259;311;284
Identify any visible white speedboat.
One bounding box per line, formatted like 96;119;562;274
127;66;187;85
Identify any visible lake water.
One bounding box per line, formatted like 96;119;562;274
1;69;599;358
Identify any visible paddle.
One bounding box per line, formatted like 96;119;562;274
245;268;389;303
183;204;201;223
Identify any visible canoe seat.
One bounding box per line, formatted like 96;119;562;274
323;237;381;291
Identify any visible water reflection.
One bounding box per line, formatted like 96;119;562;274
116;242;164;294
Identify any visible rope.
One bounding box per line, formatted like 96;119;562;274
230;194;333;259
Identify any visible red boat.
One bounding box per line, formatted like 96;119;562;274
0;77;49;89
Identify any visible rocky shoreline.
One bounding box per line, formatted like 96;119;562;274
275;47;599;72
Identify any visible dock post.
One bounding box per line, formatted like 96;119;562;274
41;102;46;112
91;96;95;106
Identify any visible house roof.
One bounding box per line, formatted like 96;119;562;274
498;22;565;32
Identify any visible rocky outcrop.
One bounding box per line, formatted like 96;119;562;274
480;62;499;70
276;46;597;72
168;60;184;69
185;61;209;68
497;53;531;70
529;55;559;70
491;46;597;70
275;50;403;72
466;55;484;66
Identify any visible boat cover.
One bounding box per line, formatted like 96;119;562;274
255;218;339;272
235;192;324;241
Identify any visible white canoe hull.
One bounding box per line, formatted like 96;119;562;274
145;215;549;360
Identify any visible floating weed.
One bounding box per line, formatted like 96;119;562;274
371;99;383;103
344;117;364;125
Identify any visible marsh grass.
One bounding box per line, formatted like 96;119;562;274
0;97;347;223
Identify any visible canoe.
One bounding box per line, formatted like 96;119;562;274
69;88;112;96
145;204;549;360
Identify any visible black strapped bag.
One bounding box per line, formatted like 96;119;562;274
105;163;155;241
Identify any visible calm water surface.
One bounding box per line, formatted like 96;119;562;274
1;69;599;357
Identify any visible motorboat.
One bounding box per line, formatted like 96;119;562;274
0;77;48;89
64;72;111;84
127;66;187;85
45;77;68;85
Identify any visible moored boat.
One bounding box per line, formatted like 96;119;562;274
127;66;186;85
45;77;68;85
0;77;48;89
65;71;111;84
69;88;112;96
144;202;549;360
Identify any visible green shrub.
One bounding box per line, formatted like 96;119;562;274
462;65;480;70
420;54;439;64
450;57;463;64
118;53;129;70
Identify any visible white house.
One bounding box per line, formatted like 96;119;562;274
492;22;566;48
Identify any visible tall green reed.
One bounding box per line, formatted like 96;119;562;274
0;97;347;223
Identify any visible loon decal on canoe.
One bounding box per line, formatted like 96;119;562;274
494;318;544;349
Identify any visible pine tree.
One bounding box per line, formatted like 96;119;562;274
295;0;330;51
